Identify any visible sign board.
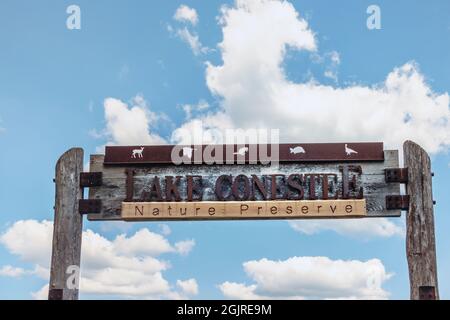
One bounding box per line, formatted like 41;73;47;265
121;200;367;221
87;143;401;221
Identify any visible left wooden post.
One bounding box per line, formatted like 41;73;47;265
48;148;84;300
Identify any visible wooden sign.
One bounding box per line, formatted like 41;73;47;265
122;200;367;221
86;143;402;221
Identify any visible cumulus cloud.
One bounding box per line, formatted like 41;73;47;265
0;265;27;278
171;111;234;145
174;0;450;154
158;224;172;236
173;27;210;56
174;239;196;256
100;95;166;146
289;218;404;239
0;220;53;266
219;256;392;299
170;5;210;56
181;100;210;120
31;284;49;300
0;220;198;300
174;5;199;25
177;279;199;296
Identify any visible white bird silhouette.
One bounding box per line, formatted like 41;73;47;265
234;147;249;156
290;146;306;154
345;144;358;156
182;147;197;159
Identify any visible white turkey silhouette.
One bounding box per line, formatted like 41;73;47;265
345;144;358;156
290;146;306;154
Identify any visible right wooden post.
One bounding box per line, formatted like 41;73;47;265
403;140;439;300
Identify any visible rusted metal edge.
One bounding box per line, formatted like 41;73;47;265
79;199;102;215
386;195;410;210
103;143;385;165
80;172;103;188
385;168;408;183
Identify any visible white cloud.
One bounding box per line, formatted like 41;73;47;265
181;100;209;119
219;256;392;299
171;5;209;56
174;5;199;25
174;0;449;154
102;95;166;146
31;284;49;300
112;229;175;257
289;218;404;239
0;220;197;300
158;224;172;236
0;220;53;267
174;239;195;256
177;278;199;296
328;50;340;65
324;70;338;82
171;111;234;145
175;27;209;56
0;265;27;278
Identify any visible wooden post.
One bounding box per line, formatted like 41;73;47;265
404;141;439;300
48;148;84;300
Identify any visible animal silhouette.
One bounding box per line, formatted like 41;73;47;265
345;144;358;156
234;147;249;156
182;147;197;159
132;147;145;158
290;146;306;154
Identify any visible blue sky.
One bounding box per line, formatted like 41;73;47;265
0;0;449;299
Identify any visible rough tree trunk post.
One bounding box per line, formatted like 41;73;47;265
404;141;439;300
48;148;84;300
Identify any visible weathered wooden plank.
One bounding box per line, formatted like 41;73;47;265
88;150;400;220
49;148;83;300
404;141;439;300
122;199;367;221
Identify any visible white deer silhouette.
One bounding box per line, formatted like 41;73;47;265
345;144;358;156
132;147;145;159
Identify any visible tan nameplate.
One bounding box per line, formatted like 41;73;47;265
121;199;367;221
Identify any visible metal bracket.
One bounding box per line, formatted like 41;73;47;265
419;286;436;300
80;172;103;188
385;168;408;183
386;195;410;210
79;199;102;215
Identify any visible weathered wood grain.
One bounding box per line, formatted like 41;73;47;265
404;141;439;300
122;199;367;221
48;148;83;300
88;150;401;220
